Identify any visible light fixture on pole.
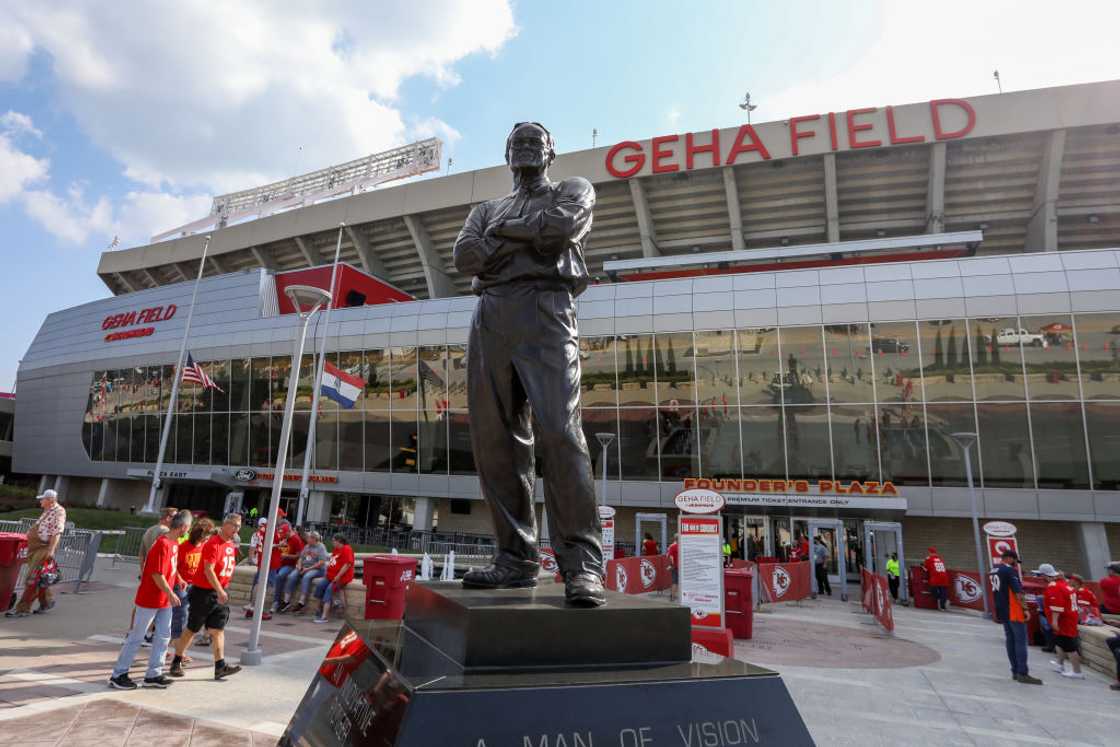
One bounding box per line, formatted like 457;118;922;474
951;431;991;619
738;92;758;125
243;284;332;666
595;433;615;506
993;69;1002;93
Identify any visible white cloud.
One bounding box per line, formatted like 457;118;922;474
667;107;682;127
114;191;213;245
0;20;32;81
0;112;48;203
1;110;42;139
21;185;113;244
757;2;1120;123
2;1;517;194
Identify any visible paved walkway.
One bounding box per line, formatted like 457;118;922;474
750;596;1119;746
3;559;1118;745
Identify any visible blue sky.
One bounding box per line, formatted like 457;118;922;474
2;1;1120;391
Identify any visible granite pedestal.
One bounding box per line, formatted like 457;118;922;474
280;580;813;746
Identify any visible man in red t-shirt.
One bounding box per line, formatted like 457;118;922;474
1039;564;1085;679
1100;562;1120;614
924;547;950;610
313;535;355;624
170;512;243;681
667;534;680;601
272;526;304;612
108;510;190;690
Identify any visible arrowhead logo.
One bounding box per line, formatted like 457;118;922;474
772;566;791;598
639;558;657;589
615;564;629;592
954;574;982;603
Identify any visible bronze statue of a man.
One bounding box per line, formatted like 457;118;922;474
452;122;605;607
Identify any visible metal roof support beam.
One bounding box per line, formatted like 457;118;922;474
115;272;139;293
209;253;230;275
294;236;322;267
249;246;277;271
926;142;947;234
1025;129;1067;252
345;225;389;279
722;167;746;251
403;214;455;298
628;178;660;257
141;268;161;288
175;261;197;282
822;153;840;243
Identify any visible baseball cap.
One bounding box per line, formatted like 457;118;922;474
257;518;267;526
37;489;58;501
1107;561;1120;573
1032;563;1059;577
1000;549;1020;562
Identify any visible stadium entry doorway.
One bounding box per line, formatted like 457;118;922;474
863;520;907;602
806;518;848;602
634;513;668;556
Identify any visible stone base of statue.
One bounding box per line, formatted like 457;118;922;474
279;580;813;746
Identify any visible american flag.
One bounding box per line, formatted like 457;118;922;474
181;353;223;391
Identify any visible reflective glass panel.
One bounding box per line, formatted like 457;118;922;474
296;353;317;410
830;405;879;481
693;330;739;409
1020;315;1078;400
976;403;1033;488
783;404;831;480
250;357;271;411
614;408;656;480
174;414;191;464
449;411;475;475
870;321;922;402
778;326;826;406
129;415;145;463
1085;402;1120;490
419;346;447;416
271;357;292;410
616;334;656;407
315;410;339;471
338;411;363;471
250;413;270;467
1075;313;1120;400
212;413;229;466
658;406;699;479
654;332;696;407
877;403;929;486
193;414;211;465
229;413;250;466
1030;403;1089;489
918;320;973;401
698;406;741;479
737;327;781;406
740;406;786;478
229;359;251;412
211;360;230;412
364;349;392;407
141;366;162;413
291;412;310;467
389;347;418;411
144;415;161;465
417;414;447;475
363;410;392;472
825;324;875;403
579;336;617;409
391;410;418;473
582;409;619;480
925;403;979;486
446;345;468;410
971;317;1026;401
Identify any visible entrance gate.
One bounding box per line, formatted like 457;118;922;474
806;518;848;602
863;520;907;603
634;512;668;555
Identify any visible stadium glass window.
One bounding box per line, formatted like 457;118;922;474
1029;403;1089;490
193;413;211;465
1085;402;1120;490
144;414;161;464
229;358;251;412
250;413;270;467
925;403;978;487
976;403;1034;489
614;409;657;481
970;316;1026;401
450;499;472;515
418;346;447;417
129;415;145;464
654;332;696;407
918;320;973;401
417;416;448;475
174;414;191;465
779;326;827;407
580;336;617;409
315;410;339;471
582;409;619;480
740;406;786;479
870;321;922;403
363;410;392;472
296;353;317;410
737;327;781;406
616;334;656;407
249;357;270;412
363;349;392;408
448;412;475;475
210;360;231;412
697;406;741;479
830;404;879;482
658;405;699;480
825;324;875;404
338;411;363;472
270;356;291;410
389;346;419;411
390;409;419;474
290;412;310;467
211;413;230;467
693;330;739;410
1021;314;1078;400
446;345;468;410
877;404;930;486
783;404;831;482
229;413;250;467
1075;313;1120;400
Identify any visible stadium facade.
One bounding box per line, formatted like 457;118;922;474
15;79;1120;580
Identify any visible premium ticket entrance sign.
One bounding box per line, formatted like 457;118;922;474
679;514;724;629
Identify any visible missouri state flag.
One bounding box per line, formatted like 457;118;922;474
320;362;364;409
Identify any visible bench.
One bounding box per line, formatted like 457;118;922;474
1078;624;1119;681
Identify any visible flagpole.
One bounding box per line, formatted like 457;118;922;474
142;235;212;514
296;223;345;526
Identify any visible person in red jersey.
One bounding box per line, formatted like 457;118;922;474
170;518;214;643
1037;564;1085;679
667;534;680;601
273;525;304;612
108;510;191;690
641;532;659;556
313;534;355;624
924;546;950;610
169;513;243;681
1099;562;1120;614
1069;574;1102;624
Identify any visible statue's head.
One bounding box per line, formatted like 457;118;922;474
505;121;555;172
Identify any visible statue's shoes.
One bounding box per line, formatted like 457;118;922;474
461;558;539;589
564;572;606;607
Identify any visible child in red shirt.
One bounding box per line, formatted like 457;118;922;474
314;535;355;624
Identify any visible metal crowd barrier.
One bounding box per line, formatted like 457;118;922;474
108;526;149;565
10;528;103;596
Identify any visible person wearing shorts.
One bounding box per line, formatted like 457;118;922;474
313;535;354;624
1038;563;1085;679
169;513;243;681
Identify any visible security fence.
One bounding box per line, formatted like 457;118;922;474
1;522;103;599
305;523;497;559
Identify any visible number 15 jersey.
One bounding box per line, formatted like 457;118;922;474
193;534;239;590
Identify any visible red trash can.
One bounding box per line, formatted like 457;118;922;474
0;532;29;613
363;555;418;620
724;567;754;640
909;564;938;609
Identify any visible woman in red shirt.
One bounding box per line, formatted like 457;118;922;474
314;535;355;624
642;533;659;556
170;518;214;645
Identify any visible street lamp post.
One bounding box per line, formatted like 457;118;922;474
951;431;991;619
243;285;332;666
595;433;615;506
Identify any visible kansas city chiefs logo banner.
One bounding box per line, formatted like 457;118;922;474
758;562;811;603
772;566;792;598
948;570;986;610
615;564;628;593
639;558;657;589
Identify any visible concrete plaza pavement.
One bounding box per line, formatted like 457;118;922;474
2;557;1118;745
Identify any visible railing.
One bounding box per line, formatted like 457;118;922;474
108;526;150;565
5;526;103;598
305;523;497;559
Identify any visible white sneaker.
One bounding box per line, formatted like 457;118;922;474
1050;660;1065;673
1060;670;1086;680
313;616;328;624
